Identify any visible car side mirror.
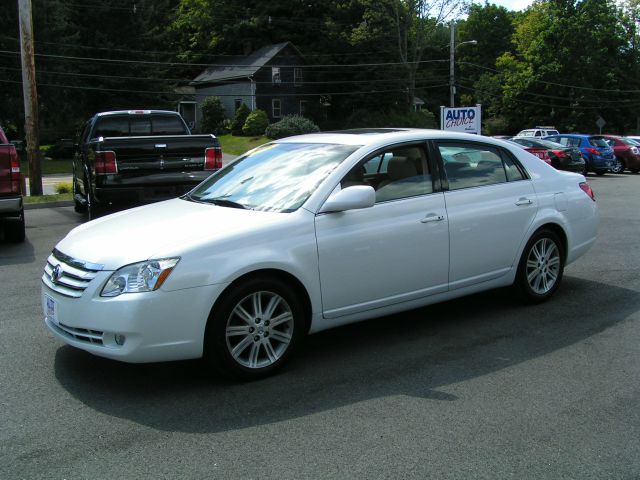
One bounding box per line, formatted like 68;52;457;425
319;185;375;213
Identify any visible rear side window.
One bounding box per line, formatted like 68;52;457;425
438;143;524;190
152;115;187;135
589;137;609;148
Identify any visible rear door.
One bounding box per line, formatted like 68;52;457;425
435;140;538;289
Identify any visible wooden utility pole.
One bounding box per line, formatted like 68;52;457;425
18;0;42;196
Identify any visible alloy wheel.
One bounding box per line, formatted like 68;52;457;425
525;238;561;295
225;291;294;369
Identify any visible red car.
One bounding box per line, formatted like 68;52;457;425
509;137;585;172
597;135;640;174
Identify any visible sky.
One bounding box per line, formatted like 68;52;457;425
473;0;534;11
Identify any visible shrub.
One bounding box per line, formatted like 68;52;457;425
265;115;320;139
55;182;72;194
200;96;226;134
242;110;269;136
230;103;251;135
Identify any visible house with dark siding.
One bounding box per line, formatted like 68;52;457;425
178;42;310;129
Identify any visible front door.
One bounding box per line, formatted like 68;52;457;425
315;143;449;319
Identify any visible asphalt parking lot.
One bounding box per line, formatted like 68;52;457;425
1;172;639;479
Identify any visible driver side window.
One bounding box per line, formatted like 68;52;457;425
340;145;433;203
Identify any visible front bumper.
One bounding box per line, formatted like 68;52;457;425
42;277;228;363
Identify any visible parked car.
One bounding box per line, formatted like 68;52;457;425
73;110;222;218
510;137;585;172
544;134;614;175
595;135;640;174
516;127;559;138
42;130;598;379
0;126;24;242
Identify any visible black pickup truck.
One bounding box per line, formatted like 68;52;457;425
73;110;222;218
0;126;24;242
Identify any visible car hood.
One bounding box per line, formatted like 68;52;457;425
56;198;288;270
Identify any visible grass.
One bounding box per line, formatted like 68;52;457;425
20;157;73;176
218;134;270;155
24;193;73;204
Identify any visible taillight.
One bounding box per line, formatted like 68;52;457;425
205;146;222;170
584;147;599;155
579;181;595;201
550;149;568;158
9;147;21;194
95;151;117;175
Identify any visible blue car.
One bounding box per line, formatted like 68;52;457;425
544;134;615;175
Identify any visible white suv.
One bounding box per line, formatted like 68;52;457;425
517;127;559;137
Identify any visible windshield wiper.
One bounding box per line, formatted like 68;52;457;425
207;198;248;209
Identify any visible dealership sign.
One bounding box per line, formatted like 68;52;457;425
440;105;482;135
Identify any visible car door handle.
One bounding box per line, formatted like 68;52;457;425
421;214;445;223
515;198;533;206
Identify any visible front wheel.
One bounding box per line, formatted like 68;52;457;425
204;277;306;379
610;157;625;174
595;169;607;176
514;229;564;304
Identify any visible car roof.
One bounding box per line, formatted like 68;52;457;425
275;129;508;148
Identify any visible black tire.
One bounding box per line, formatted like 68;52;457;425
630;168;639;174
4;208;25;243
610;157;625;174
514;229;565;304
86;180;103;220
73;174;86;213
204;276;306;380
595;169;607;176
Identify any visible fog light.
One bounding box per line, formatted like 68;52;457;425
115;334;126;346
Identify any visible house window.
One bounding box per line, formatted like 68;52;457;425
299;100;308;116
294;68;303;86
234;99;242;111
272;99;282;118
272;67;281;84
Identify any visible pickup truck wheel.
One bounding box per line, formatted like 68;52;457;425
204;277;305;380
4;208;25;243
73;175;86;213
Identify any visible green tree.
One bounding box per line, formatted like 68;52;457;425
231;104;251;136
243;110;269;136
200;96;226;134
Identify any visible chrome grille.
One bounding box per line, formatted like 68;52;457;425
41;249;103;298
50;321;104;345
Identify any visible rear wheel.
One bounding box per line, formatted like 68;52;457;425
595;169;607;176
515;229;564;303
610;157;625;174
630;168;639;174
204;276;306;379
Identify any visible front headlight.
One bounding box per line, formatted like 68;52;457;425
101;258;180;297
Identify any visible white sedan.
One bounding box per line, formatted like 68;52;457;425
42;129;598;379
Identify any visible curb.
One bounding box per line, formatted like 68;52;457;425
25;201;74;210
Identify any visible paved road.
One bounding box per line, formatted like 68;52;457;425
1;173;639;479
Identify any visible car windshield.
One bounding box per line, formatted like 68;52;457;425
186;142;359;212
589;137;610;148
621;138;638;146
519;130;535;137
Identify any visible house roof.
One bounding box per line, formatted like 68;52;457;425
192;42;300;86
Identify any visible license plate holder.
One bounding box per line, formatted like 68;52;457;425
45;294;58;324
